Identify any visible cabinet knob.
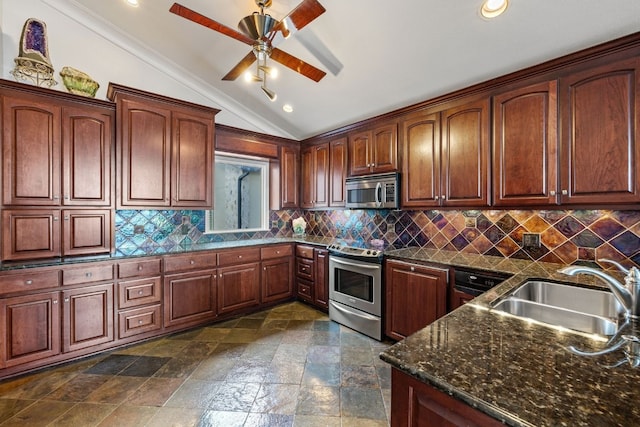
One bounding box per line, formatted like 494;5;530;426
238;255;242;259
53;299;58;304
276;251;280;254
434;195;439;201
53;195;60;200
550;190;556;196
25;280;33;285
138;265;143;271
64;297;70;303
561;189;568;195
64;195;69;200
53;216;59;221
64;215;69;221
85;272;92;278
410;266;415;272
138;320;143;324
138;290;143;295
441;195;445;200
190;260;195;265
264;267;266;271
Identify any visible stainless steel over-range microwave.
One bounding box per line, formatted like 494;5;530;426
345;172;399;209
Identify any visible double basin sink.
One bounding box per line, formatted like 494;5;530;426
490;280;624;337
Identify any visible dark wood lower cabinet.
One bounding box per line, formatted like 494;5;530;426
163;269;217;328
217;263;260;314
385;259;448;341
261;257;293;304
391;368;503;427
0;292;61;369
62;283;114;353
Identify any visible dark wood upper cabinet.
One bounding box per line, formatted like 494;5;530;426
559;56;640;204
280;145;299;208
62;106;113;207
301;143;329;209
492;80;559;206
348;123;398;176
441;98;491;207
108;83;218;209
329;137;347;207
2;93;61;206
401;111;441;208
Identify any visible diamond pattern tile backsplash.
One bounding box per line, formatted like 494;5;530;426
115;209;640;268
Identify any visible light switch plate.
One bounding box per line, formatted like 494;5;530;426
522;233;541;248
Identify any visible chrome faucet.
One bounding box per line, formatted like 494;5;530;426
558;259;640;320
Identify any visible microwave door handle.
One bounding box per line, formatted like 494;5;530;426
375;182;382;207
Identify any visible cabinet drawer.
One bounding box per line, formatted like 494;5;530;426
261;244;293;260
163;252;217;273
118;276;162;309
118;304;162;339
218;247;260;266
296;244;315;259
297;280;313;300
296;258;314;281
118;258;162;279
63;263;114;285
0;269;60;295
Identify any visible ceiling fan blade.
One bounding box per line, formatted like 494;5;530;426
272;0;326;39
222;51;257;81
169;3;254;46
270;48;326;82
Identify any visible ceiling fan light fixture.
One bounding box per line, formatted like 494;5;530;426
481;0;508;18
259;65;277;78
238;12;277;40
244;71;263;83
261;85;277;102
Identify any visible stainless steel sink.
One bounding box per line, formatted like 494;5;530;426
490;280;624;336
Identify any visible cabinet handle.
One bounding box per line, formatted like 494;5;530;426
561;189;568;195
550;190;556;196
64;297;70;303
25;280;33;285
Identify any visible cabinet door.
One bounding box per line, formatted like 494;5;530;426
442;98;490;207
261;257;293;304
390;368;504;427
171;109;214;207
164;269;217;328
62;209;111;256
118;97;171;207
401;112;441;208
62;105;113;206
301;147;315;208
218;262;260;315
280;146;299;208
493;81;559;206
371;123;398;173
559;57;640;204
313;249;329;310
62;283;114;353
329;137;347;207
385;260;448;341
2;209;61;261
313;144;329;208
2;93;61;206
349;130;372;176
0;291;61;368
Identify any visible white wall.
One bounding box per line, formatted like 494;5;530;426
0;0;266;133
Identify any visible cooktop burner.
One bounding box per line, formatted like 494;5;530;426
327;243;383;258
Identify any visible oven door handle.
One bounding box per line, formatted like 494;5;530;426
331;257;381;270
375;182;382;207
330;300;380;321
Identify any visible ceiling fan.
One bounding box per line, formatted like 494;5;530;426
169;0;327;100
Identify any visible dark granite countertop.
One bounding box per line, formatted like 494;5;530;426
0;236;335;271
381;247;638;426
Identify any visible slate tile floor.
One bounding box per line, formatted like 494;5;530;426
0;302;392;426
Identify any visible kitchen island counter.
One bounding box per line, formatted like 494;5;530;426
381;247;639;426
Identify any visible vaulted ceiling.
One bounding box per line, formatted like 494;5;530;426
21;1;640;139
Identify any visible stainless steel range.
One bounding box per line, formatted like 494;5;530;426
327;243;384;340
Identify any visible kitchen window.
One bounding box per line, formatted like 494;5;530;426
205;153;269;233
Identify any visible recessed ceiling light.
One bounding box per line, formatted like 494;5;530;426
283;104;293;113
481;0;508;18
126;0;139;7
